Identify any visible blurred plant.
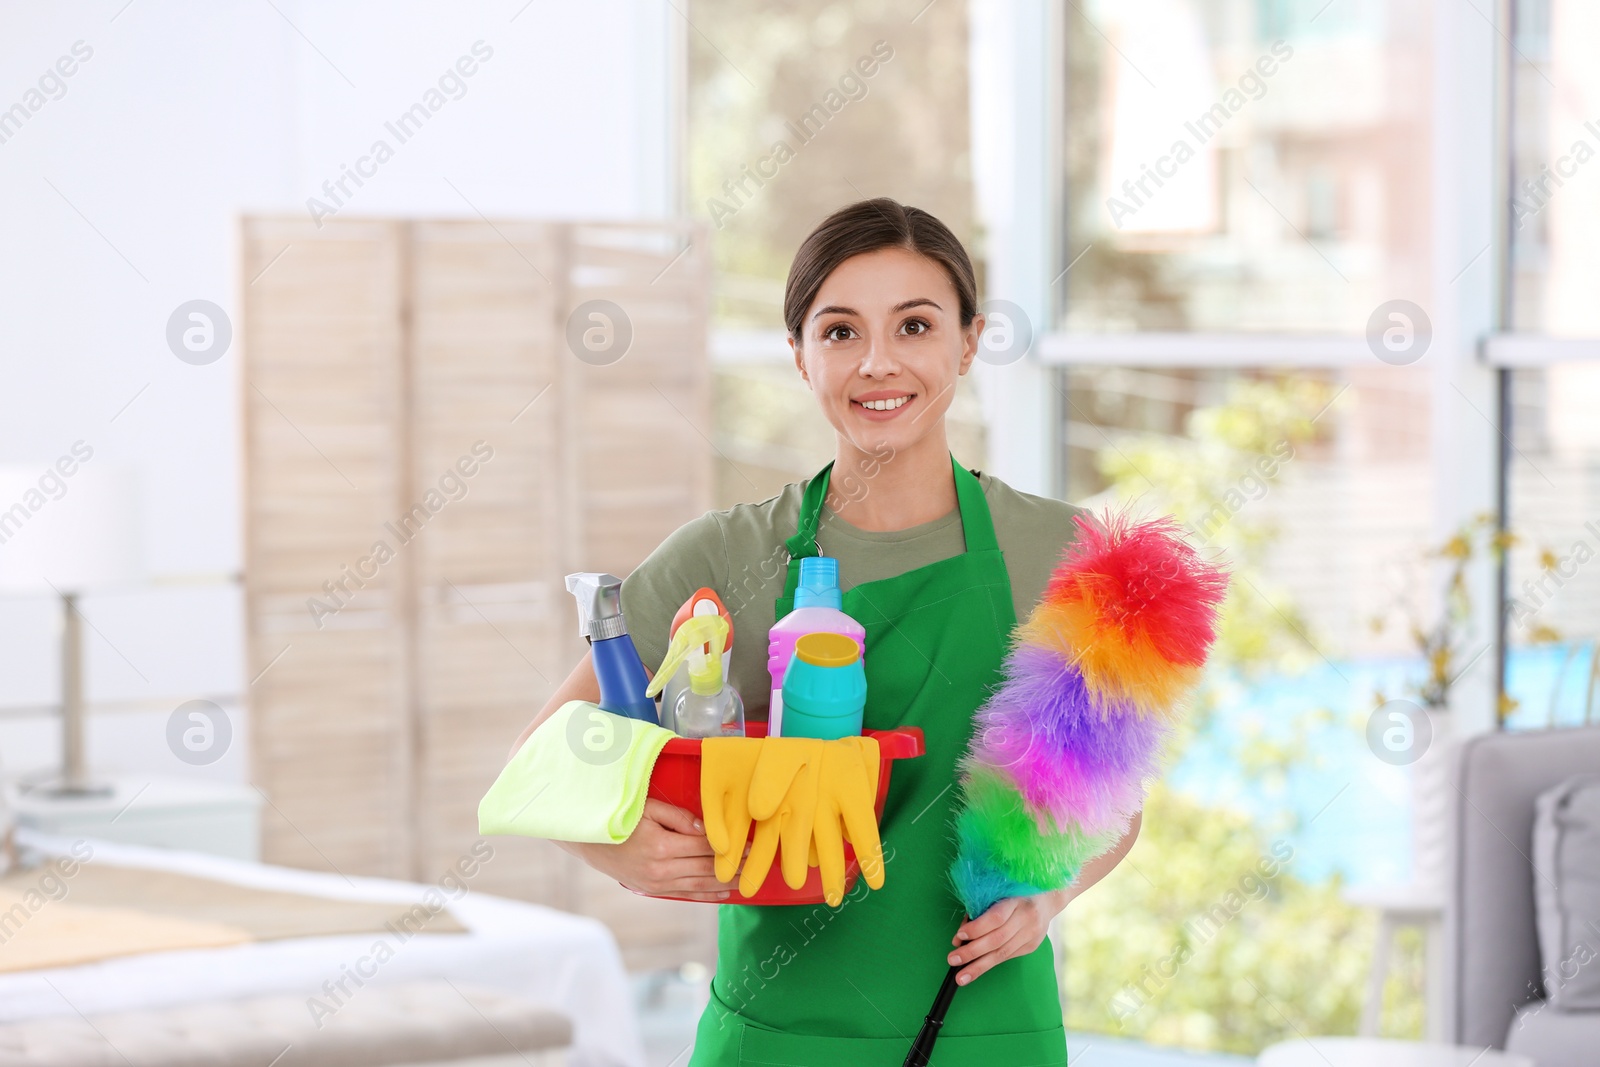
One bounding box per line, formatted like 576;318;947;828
1063;784;1382;1053
1369;514;1557;716
1513;547;1597;726
1070;373;1428;1052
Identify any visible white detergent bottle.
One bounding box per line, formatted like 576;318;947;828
767;556;864;736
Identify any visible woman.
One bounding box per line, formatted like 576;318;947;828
512;198;1139;1065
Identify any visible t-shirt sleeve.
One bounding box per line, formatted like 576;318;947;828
992;483;1090;624
620;512;727;674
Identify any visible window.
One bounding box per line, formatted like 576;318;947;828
687;0;977;329
1500;0;1600;727
1060;364;1435;1047
1055;0;1445;1049
1061;0;1432;332
1503;367;1600;730
1509;0;1600;335
686;0;989;503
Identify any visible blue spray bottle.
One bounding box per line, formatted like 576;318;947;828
566;572;659;725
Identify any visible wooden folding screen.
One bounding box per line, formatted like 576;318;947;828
241;217;713;968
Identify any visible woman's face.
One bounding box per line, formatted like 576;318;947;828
791;246;981;456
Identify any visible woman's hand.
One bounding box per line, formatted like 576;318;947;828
947;811;1143;985
558;799;734;902
947;889;1067;986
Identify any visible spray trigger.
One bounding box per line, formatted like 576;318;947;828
646;614;729;699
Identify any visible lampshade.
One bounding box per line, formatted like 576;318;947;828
0;463;143;594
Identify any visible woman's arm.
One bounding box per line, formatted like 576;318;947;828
946;810;1143;986
508;650;603;759
510;651;732;902
1057;808;1143;907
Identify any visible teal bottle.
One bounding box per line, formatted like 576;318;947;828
779;631;867;739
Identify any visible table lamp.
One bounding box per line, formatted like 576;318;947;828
0;462;142;797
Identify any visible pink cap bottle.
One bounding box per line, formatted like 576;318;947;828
767;556;865;736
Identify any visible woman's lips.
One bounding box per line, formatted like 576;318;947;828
851;394;916;421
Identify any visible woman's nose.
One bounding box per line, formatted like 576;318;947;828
858;333;898;377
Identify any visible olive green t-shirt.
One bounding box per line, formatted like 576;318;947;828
620;469;1087;720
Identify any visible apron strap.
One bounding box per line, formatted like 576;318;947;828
783;461;836;562
950;459;999;554
783;455;999;563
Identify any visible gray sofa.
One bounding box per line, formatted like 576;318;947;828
1449;724;1600;1065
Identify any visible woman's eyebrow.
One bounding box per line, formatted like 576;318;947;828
811;298;944;322
811;304;857;321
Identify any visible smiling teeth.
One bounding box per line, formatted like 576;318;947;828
860;396;910;411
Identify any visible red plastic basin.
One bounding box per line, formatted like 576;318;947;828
644;723;925;905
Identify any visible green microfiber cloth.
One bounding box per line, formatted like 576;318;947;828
478;700;675;844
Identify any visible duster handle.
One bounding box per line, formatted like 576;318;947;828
902;962;962;1067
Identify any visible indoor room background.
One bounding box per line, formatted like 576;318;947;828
1;2;1596;1066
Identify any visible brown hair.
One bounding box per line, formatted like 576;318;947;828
783;198;978;342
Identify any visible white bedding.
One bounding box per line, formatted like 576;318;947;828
1;829;646;1067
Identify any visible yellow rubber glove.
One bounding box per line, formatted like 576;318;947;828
699;738;766;884
812;736;885;905
743;804;785;897
744;738;825;895
819;739;883;857
839;735;881;848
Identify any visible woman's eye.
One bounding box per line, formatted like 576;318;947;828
902;318;930;335
823;323;855;342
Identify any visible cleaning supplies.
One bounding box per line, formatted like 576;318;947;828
566;572;658;725
699;737;766;884
744;737;824;893
714;735;886;905
645;614;744;738
779;632;868;740
809;736;884;903
949;513;1229;918
768;556;865;736
478;699;675;843
660;588;733;733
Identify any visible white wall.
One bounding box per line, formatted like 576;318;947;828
0;0;673;782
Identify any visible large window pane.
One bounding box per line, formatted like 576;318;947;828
687;0;976;330
1061;0;1433;331
1505;1;1600;717
1060;365;1438;1050
1510;0;1600;333
686;0;988;504
1503;365;1600;728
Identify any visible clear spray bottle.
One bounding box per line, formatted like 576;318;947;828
645;615;744;738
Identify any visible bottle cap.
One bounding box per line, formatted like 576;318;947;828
795;631;859;668
794;556;843;610
670;587;733;650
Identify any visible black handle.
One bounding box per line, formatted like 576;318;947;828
902;962;962;1067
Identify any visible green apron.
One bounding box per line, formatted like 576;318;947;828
689;456;1068;1066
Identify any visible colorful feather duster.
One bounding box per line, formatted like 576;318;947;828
904;511;1229;1066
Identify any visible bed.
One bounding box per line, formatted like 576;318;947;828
0;828;646;1067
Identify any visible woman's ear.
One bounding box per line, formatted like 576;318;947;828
791;334;811;388
959;313;985;376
